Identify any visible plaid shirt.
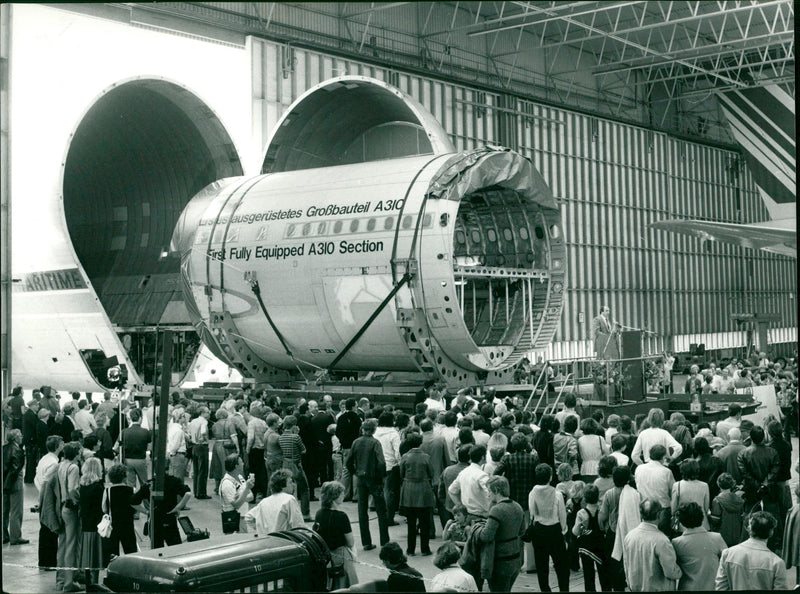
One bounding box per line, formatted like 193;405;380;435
494;450;539;508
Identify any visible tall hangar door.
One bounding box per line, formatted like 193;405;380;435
62;79;243;387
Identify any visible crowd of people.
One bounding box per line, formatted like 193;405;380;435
1;351;798;592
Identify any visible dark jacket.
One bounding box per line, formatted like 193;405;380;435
419;432;450;487
335;410;362;450
460;520;495;580
440;462;469;512
346;435;385;483
738;443;780;503
310;411;335;452
399;448;435;509
36;420;49;453
769;437;792;482
23;409;39;446
2;442;24;489
480;497;525;561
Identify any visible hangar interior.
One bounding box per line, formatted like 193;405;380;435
1;2;796;394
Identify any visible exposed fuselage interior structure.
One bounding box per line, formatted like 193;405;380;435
174;78;566;387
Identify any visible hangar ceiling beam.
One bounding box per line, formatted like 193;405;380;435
506;1;744;87
344;2;409;18
593;30;794;74
523;0;789;52
468;1;642;37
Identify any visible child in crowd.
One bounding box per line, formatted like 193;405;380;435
483;446;505;476
604;414;620;444
554;463;577;500
565;477;586;572
442;505;469;546
708;472;744;547
593;456;618;502
573;484;609;592
609;434;630;469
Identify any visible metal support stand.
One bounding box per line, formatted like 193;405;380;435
150;329;172;550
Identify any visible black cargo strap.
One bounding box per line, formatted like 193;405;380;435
327;272;413;371
250;280;294;360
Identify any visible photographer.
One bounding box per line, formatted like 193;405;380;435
131;471;192;548
219;453;254;534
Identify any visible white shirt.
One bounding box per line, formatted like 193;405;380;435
431;567;479;592
244;491;305;533
188;416;209;444
634;460;674;507
424;397;445;412
631;427;683;465
440;426;460;462
374;426;401;470
166;421;186;457
472;430;490;448
74;409;97;437
610;451;630;468
219;473;246;512
34;452;59;492
448;462;491;517
605;427;619;444
715;418;740;442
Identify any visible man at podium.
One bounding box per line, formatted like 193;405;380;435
592;305;620;360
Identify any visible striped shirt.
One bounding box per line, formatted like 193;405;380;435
279;432;306;464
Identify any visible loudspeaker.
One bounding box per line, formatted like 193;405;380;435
689;343;698;355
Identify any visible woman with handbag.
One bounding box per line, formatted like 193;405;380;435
78;457;105;587
103;463;137;565
671;458;710;534
313;480;359;589
219;454;255;534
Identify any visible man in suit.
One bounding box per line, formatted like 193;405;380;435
346;419;389;550
419;418;451;537
592;305;619;359
22;400;41;483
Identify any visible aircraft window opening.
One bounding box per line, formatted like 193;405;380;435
350;219;359;232
402;215;413;229
367;218;376;231
422;214;432;227
302;223;311;236
384;217;394;230
519;227;529;240
317;222;327;234
333;220;343;233
550;224;561;239
286;224;296;237
455;230;466;244
535;226;545;239
503;228;513;242
471;230;481;243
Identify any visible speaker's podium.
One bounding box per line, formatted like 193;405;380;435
620;330;645;401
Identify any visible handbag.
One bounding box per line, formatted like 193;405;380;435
97;487;113;538
671;482;681;534
221;510;241;534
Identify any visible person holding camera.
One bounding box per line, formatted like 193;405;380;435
131;471;192;548
219;453;254;534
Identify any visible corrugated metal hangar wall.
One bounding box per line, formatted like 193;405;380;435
248;39;796;359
